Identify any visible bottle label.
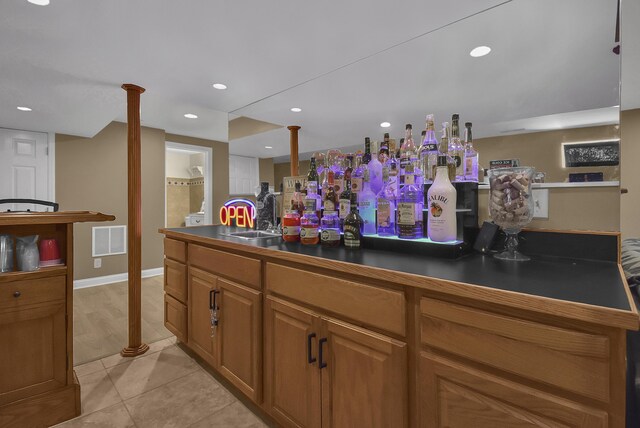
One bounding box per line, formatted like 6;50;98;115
256;201;265;210
282;225;300;236
324;200;335;211
453;155;462;168
334;178;344;194
343;225;361;248
300;225;318;238
397;202;423;225
321;228;340;243
339;200;350;219
425;143;437;151
377;200;391;228
359;200;371;209
304;199;317;212
351;177;363;193
404;174;415;185
400;158;409;171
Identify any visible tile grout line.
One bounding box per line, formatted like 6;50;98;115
186;400;237;428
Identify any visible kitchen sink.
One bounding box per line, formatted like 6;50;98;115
225;231;281;239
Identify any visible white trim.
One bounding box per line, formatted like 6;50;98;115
47;132;55;204
165;141;213;225
73;267;163;289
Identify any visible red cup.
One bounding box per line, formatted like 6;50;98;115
39;239;61;267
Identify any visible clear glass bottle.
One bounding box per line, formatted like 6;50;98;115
397;162;423;239
338;175;352;232
415;130;426;188
419;115;439;183
323;170;338;212
304;181;322;218
450;114;465;181
343;193;363;249
427;154;457;242
333;154;345;196
440;122;456;183
376;166;396;236
351;153;364;193
379;132;390;164
385;139;399;195
300;210;319;245
307;156;320;196
320;211;340;247
358;169;377;235
399;125;416;188
464;121;479;182
367;140;383;195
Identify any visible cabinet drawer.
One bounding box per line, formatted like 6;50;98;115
0;275;66;309
266;263;406;336
164;293;187;343
164;259;187;303
164;238;186;263
189;245;261;289
420;298;610;402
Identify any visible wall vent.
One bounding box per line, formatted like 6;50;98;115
92;225;127;257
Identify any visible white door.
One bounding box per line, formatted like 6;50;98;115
0;128;50;212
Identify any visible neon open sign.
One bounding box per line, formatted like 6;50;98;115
219;198;256;228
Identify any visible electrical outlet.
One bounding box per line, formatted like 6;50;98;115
533;189;549;219
94;258;102;268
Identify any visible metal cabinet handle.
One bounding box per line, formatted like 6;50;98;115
13;291;21;298
318;337;327;369
209;289;220;309
307;333;317;364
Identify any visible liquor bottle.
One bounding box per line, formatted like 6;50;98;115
338;175;352;232
376;166;396;236
450;114;465;181
344;193;363;249
399;125;415;187
304;181;322;218
282;210;301;242
323;170;338;212
419;115;439;183
291;182;305;216
397;162;423;239
307;156;320;195
440;122;456;182
351;153;364;193
464;122;479;182
333;154;345;196
300;210;319;245
386;139;399;194
367;140;383;195
379;132;390;164
256;182;276;231
427;153;457;242
320;211;340;247
358;169;377;235
363;137;372;165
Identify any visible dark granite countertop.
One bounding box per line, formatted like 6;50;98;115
163;225;637;322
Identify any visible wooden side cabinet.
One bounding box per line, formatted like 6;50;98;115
264;296;408;428
188;267;263;401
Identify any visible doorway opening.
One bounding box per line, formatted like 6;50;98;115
165;142;213;227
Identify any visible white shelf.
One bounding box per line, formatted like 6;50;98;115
478;181;619;190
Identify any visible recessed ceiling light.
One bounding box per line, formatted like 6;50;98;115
212;83;227;90
290;107;302;112
28;0;50;5
380;122;391;128
265;146;273;149
184;113;198;119
17;106;32;112
470;46;491;57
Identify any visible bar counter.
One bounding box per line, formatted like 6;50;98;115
160;224;639;428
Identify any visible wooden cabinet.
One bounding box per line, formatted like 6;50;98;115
264;296;408;428
0;211;113;427
187;267;263;400
419;352;608;428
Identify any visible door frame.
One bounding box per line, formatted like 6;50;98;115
165;141;213;226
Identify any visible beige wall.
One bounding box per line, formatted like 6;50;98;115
56;122;228;280
475;125;619;182
621;109;640;238
259;158;275;187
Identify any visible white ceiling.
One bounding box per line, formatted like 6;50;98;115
0;0;633;160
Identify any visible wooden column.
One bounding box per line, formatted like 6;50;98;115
287;126;301;176
121;83;149;358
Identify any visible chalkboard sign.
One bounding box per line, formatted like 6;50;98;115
563;140;619;167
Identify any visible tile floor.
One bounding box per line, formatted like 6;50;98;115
56;337;268;428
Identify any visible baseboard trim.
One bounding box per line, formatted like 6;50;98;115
73;267;163;289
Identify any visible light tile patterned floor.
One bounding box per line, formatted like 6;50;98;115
56;338;268;428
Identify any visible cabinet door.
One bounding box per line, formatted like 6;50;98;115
320;318;407;428
0;302;66;405
419;351;608;428
216;278;262;402
264;297;321;428
188;268;216;365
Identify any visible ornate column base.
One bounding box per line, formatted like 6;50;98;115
120;343;149;358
